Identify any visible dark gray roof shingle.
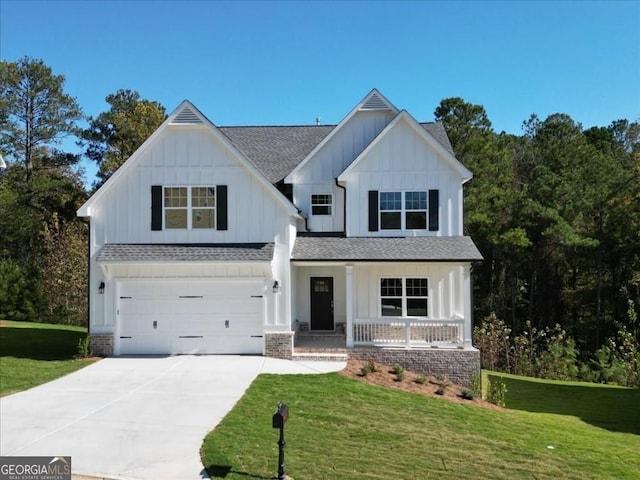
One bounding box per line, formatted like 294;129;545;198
219;122;453;183
97;243;274;263
291;236;482;262
219;125;334;184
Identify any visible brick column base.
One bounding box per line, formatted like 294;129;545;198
90;334;114;356
349;347;480;387
265;332;294;360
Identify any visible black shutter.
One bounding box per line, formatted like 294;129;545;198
428;189;439;231
216;185;228;231
368;190;379;232
151;186;163;231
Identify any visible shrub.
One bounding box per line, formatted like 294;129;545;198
391;364;405;375
394;370;405;382
414;375;427;385
360;364;373;377
487;377;507;407
461;389;475;400
76;335;91;358
435;386;446;395
470;371;482;398
366;360;380;373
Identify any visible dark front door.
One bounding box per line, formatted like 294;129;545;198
310;277;334;331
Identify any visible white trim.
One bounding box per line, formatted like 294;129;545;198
379;276;430;318
284;89;399;183
337;111;473;182
77;100;300;219
345;266;354;347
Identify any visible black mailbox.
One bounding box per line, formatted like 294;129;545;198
272;402;289;429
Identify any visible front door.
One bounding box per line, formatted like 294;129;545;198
310;277;334;331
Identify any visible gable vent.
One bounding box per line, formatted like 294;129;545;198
360;93;390;110
171;105;203;124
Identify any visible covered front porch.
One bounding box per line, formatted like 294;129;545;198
291;260;475;351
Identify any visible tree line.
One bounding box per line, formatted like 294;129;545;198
1;57;638;384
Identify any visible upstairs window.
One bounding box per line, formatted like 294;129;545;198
311;194;333;215
164;186;215;229
380;277;429;317
380;191;427;230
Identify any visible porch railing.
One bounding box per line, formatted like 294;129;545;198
352;318;465;348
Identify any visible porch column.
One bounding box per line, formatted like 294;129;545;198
463;264;473;348
345;265;354;347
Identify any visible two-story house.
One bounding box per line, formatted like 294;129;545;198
77;89;483;384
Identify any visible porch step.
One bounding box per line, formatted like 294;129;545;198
292;350;349;362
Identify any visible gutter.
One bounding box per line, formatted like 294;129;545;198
335;178;346;235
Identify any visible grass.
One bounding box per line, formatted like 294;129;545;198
485;370;640;435
201;373;640;480
0;320;96;396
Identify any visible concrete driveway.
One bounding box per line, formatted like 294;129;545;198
0;355;345;480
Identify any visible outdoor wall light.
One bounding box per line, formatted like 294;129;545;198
98;281;105;294
272;280;280;293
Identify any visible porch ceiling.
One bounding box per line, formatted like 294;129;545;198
291;236;483;262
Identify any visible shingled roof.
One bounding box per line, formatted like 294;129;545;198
291;236;483;262
96;243;274;263
219;122;453;184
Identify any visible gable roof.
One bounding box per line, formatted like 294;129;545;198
291;236;483;262
284;89;399;183
338;110;472;182
77;101;300;218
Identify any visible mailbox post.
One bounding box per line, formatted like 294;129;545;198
272;402;289;480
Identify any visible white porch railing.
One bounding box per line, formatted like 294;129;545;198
352;318;465;348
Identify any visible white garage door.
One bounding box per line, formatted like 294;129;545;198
117;280;264;355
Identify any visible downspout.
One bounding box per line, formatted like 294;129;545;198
334;178;346;235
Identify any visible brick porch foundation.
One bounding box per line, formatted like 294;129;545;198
265;332;294;359
349;347;480;387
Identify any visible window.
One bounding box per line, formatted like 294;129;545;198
380;277;428;317
380;191;427;230
311;194;333;215
164;186;215;229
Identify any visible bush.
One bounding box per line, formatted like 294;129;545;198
366;360;380;373
470;371;482;398
487;377;507;407
394;370;405;382
76;335;91;358
360;364;373;377
391;364;405;375
461;389;475;400
414;375;427;385
435;386;446;395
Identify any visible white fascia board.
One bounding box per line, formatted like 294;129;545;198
77;100;300;219
338;110;473;182
77;100;196;218
284;88;399;184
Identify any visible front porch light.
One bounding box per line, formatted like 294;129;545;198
272;280;280;293
98;281;105;294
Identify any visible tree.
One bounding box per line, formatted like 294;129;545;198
83;89;166;185
0;57;83;183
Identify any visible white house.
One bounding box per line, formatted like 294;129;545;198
77;89;483;384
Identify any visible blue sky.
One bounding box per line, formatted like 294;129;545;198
1;1;639;184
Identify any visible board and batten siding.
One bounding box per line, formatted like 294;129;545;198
353;263;466;320
293;266;347;328
291;110;394;232
92;126;291;246
341;120;465;237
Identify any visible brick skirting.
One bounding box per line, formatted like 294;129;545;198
349;347;480;387
265;332;294;359
89;334;114;356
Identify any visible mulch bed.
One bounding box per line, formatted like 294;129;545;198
339;359;503;410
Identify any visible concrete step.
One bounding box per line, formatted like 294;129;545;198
292;351;349;362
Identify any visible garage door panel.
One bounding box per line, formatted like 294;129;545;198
117;280;265;355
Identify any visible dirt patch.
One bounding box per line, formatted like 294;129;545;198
340;359;503;410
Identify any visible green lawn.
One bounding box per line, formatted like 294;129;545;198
0;320;96;396
201;373;640;480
